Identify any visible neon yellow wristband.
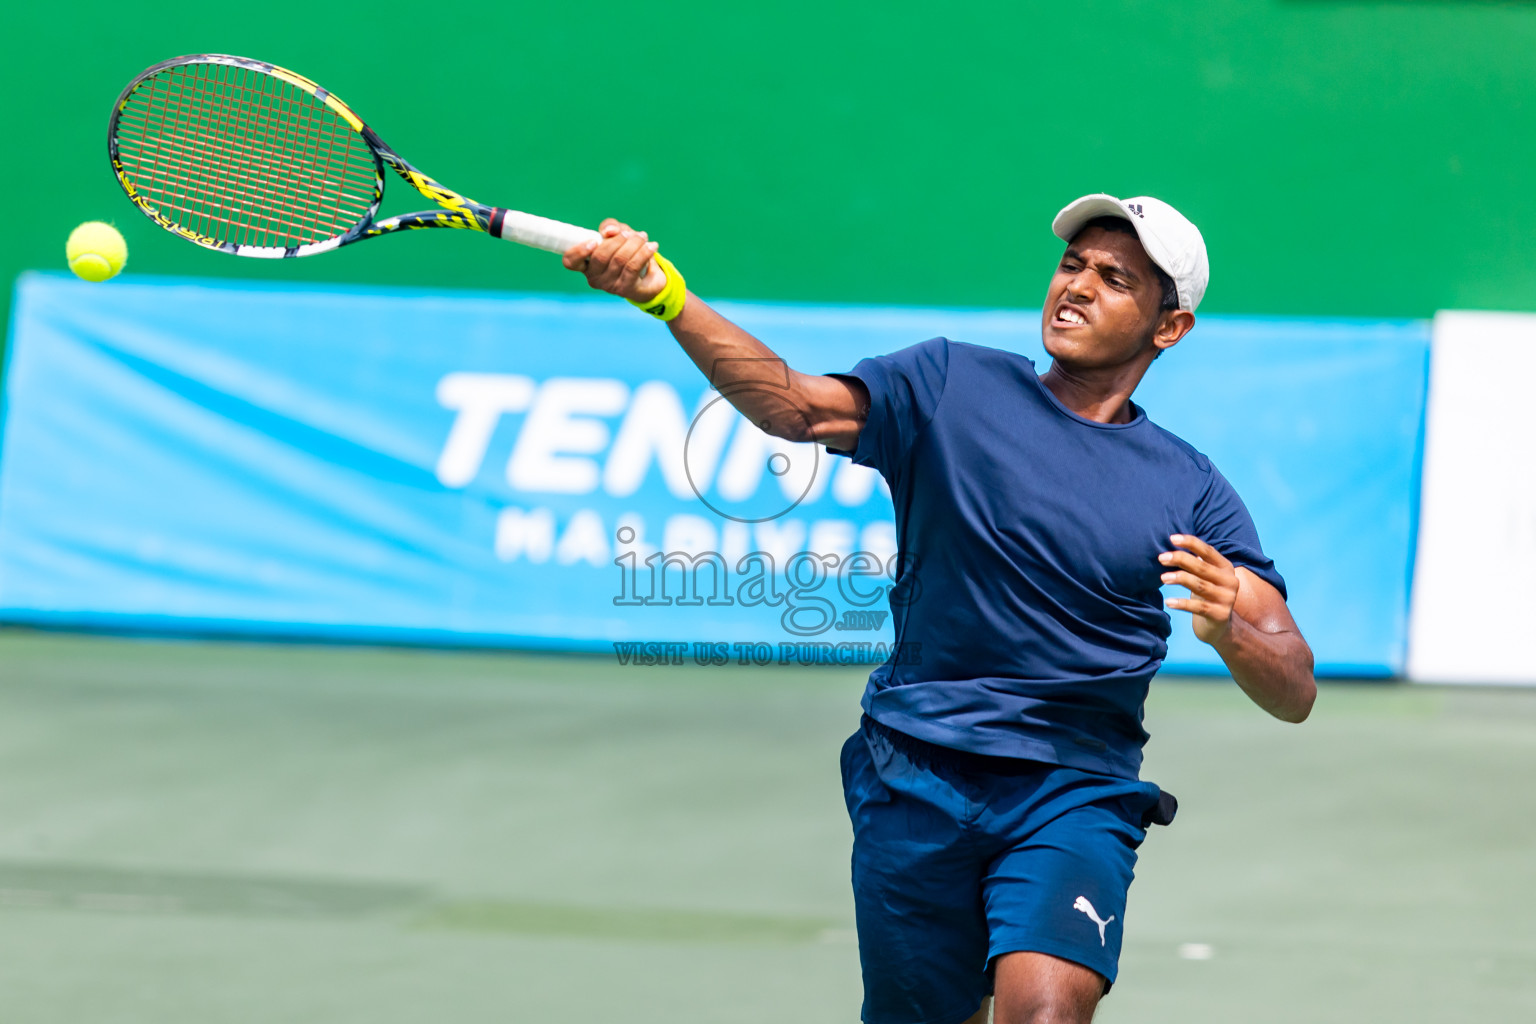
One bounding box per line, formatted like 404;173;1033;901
628;253;687;322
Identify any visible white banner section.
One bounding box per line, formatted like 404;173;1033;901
1409;311;1536;684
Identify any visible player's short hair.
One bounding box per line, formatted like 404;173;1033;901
1071;216;1180;312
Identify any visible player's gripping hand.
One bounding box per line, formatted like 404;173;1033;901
563;218;667;304
1159;535;1240;645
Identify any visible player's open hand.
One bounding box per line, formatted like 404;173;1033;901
1159;535;1239;646
563;218;668;304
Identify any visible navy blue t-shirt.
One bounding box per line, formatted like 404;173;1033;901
833;338;1285;779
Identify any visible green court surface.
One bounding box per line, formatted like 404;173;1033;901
0;630;1530;1023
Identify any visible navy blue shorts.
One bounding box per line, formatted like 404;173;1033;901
841;715;1167;1024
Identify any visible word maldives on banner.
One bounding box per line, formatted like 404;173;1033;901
1409;311;1536;685
0;274;1427;672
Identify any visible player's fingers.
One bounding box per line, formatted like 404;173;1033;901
562;237;598;271
1157;550;1212;575
636;255;669;296
594;227;631;256
623;239;660;277
1170;534;1230;567
1159;551;1237;591
587;249;632;291
1160;570;1222;597
599;218;631;235
587;231;632;277
615;248;658;295
1165;597;1222;618
606;234;651;282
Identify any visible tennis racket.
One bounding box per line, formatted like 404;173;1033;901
108;54;603;259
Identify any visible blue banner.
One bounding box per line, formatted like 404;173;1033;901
0;273;1427;673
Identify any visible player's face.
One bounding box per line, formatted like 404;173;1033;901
1041;227;1168;368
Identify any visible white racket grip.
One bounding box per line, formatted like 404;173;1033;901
490;208;600;254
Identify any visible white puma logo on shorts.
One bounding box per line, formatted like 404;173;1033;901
1073;896;1115;946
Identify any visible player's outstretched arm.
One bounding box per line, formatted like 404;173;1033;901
1160;535;1317;723
563;220;868;451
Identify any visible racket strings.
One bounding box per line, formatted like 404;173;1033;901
114;62;377;249
159;64;371;241
188;64;370;241
122;71;354;245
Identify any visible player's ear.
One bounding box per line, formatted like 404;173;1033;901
1152;310;1195;355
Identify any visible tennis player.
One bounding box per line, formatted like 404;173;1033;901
564;194;1316;1024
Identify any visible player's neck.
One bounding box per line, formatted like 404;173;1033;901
1040;360;1151;425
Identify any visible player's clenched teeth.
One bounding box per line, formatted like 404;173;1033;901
1053;304;1088;326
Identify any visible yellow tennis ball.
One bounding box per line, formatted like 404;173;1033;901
66;221;128;282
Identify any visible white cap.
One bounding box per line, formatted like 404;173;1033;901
1051;194;1209;313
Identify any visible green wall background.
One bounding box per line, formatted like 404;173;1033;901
4;0;1536;337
